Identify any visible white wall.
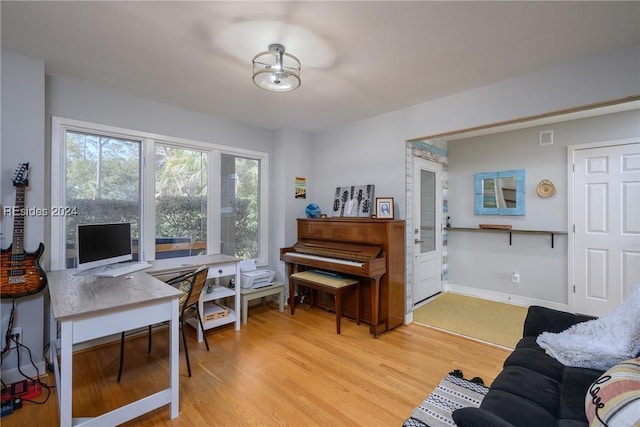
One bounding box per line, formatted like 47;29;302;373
447;109;640;306
1;50;46;382
46;75;274;155
271;128;315;283
314;115;407;217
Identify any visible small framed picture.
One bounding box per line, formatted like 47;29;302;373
375;197;394;219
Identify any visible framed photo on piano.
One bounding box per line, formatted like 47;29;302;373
375;197;394;219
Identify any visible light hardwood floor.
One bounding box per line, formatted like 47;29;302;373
4;302;510;426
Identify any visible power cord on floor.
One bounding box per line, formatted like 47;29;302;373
12;337;53;405
1;297;54;412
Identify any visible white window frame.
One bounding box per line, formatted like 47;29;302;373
219;148;270;263
50;116;269;270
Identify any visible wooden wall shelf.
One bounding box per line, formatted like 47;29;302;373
445;227;567;248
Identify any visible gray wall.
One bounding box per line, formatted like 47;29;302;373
1;50;46;381
271;128;315;285
314;44;640;215
447;109;640;306
313;44;640;313
46;75;275;157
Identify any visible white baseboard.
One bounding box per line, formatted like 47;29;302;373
405;311;414;324
444;283;570;312
1;361;47;385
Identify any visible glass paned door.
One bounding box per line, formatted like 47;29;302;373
412;157;442;305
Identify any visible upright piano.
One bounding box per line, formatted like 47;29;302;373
281;218;405;336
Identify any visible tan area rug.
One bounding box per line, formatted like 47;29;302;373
413;293;528;349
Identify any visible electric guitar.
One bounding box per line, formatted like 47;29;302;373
1;163;47;298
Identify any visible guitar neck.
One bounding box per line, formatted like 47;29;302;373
12;186;25;254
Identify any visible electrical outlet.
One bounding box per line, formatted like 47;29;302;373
511;272;520;284
4;327;22;349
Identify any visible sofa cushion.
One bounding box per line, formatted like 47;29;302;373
515;335;542;351
452;406;516;427
503;347;564;381
560;383;594;421
479;390;556;427
585;358;640;427
557;420;589;427
564;366;605;387
490;366;559;412
523;305;594;337
560;366;605;421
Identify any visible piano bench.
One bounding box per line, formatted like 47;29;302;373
289;271;360;334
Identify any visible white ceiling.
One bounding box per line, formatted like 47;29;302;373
2;1;639;133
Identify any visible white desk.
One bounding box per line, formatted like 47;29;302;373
147;253;240;278
148;254;242;340
48;269;182;426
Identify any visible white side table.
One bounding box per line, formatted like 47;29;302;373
240;282;285;324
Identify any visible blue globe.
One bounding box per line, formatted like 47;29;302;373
305;203;321;218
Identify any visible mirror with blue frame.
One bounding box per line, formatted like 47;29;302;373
474;169;525;215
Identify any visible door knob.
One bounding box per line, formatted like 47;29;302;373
414;239;423;244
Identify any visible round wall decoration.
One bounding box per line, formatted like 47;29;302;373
536;179;556;198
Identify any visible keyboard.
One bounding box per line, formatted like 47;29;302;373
95;262;152;278
310;269;344;278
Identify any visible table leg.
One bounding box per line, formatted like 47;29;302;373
278;288;285;312
60;320;73;427
335;291;342;334
289;281;296;315
169;298;179;418
242;295;249;324
355;284;360;326
370;277;381;337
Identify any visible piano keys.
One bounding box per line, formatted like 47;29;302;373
282;239;387;278
281;217;405;337
285;252;365;268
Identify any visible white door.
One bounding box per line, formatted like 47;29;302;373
572;141;640;316
412;157;442;306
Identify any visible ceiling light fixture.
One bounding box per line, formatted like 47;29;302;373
252;43;301;92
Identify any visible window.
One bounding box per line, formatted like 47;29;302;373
221;154;260;259
155;144;208;259
50;117;269;270
63;130;142;268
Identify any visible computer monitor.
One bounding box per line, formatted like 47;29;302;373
76;222;133;271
